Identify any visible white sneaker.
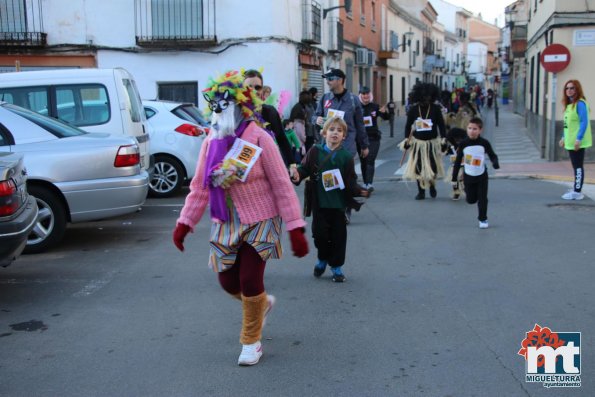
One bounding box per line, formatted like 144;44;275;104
262;294;276;327
561;190;584;200
479;221;489;229
238;341;263;366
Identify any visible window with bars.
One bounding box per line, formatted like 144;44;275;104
135;0;216;45
0;0;46;47
302;0;321;44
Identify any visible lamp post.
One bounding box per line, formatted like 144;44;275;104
404;30;414;70
323;0;352;19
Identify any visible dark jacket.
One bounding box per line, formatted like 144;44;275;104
297;144;364;212
361;102;390;140
404;103;446;141
313;90;369;156
261;104;293;166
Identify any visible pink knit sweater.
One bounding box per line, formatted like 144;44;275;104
177;122;306;231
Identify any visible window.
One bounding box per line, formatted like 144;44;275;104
55;85;110;126
0;86;47;113
122;79;143;123
5;103;86;138
150;0;203;39
0;0;26;32
144;107;157;119
529;56;534;112
371;2;376;29
158;82;199;106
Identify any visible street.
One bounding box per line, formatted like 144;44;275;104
1;106;594;396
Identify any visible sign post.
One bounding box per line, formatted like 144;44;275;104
540;44;571;160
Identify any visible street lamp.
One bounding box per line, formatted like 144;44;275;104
323;0;352;19
404;30;414;69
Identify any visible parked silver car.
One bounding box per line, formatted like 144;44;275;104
0;152;38;266
0;102;149;253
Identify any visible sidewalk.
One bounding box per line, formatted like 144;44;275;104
379;103;595;184
492;103;595;184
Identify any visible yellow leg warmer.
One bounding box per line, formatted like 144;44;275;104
240;292;268;345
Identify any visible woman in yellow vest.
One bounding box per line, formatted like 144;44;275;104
559;79;592;200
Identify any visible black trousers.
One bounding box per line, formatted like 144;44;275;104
359;139;381;185
464;175;489;221
312;208;347;267
568;149;585;192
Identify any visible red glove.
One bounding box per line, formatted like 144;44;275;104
173;223;191;252
289;228;309;258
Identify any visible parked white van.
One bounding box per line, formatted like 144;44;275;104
0;68;152;172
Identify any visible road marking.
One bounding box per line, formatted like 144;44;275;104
354;159;388;176
394;164;406;176
72;271;117;298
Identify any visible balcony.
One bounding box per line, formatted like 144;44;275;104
423;37;434;55
0;0;46;48
379;30;399;59
135;0;216;48
302;0;321;44
327;17;343;53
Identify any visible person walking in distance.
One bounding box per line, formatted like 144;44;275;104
559;79;592;200
313;68;369;223
358;86;390;192
172;70;308;366
451;117;500;229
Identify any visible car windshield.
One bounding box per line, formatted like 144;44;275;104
173;105;210;127
4;103;87;138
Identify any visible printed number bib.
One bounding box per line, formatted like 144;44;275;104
321;169;345;191
463;152;485;176
327;108;345;120
415;117;433;132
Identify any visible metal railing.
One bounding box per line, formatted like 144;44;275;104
135;0;216;46
302;0;321;44
0;0;46;47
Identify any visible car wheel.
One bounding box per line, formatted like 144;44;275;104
24;186;67;254
149;155;185;198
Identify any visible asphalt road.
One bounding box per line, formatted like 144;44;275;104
1;109;594;395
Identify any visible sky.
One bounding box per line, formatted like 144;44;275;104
448;0;512;27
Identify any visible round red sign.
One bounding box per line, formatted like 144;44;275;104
540;44;571;73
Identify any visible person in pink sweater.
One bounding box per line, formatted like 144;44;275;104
172;70;309;366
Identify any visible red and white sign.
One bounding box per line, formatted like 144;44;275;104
540;44;571;73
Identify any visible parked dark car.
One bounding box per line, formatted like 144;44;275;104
0;152;38;266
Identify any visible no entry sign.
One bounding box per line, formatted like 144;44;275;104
540;44;571;73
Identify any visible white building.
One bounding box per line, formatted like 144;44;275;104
0;0;344;118
467;41;488;85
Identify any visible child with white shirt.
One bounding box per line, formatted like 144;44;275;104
451;117;500;229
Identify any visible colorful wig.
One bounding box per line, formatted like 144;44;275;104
202;69;266;126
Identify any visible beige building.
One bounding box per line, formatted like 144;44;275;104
526;0;595;160
468;16;501;89
384;1;426;116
